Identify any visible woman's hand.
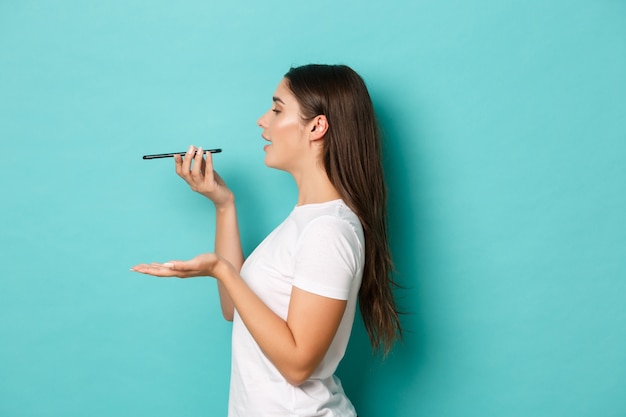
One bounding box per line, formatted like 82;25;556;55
131;253;233;279
174;145;234;208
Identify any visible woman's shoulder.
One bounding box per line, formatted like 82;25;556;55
293;199;358;225
291;200;363;245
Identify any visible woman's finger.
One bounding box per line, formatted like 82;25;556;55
202;151;217;188
174;154;183;176
131;262;182;277
130;254;222;279
190;146;204;182
205;149;214;175
180;145;195;177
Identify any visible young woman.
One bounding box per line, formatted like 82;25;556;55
132;64;402;417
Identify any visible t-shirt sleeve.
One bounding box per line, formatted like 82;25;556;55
292;215;363;300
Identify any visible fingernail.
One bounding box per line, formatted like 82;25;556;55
163;262;174;268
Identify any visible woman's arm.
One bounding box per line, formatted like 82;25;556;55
131;255;347;386
213;202;242;321
217;262;347;385
174;146;243;321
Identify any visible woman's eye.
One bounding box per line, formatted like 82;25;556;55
272;108;281;114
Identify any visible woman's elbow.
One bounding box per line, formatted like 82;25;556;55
284;372;310;387
282;362;318;387
221;306;234;322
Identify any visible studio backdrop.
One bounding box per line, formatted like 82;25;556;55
1;1;624;416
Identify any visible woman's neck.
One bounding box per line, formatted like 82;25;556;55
292;165;341;206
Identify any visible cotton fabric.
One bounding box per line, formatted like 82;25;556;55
228;199;364;417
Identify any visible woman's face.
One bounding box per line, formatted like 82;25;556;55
257;78;310;173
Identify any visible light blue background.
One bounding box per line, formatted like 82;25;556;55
1;1;624;416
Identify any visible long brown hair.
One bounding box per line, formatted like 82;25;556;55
284;64;402;355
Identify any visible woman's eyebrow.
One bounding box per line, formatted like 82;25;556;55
272;96;285;104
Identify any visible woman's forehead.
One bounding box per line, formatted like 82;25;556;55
273;78;294;103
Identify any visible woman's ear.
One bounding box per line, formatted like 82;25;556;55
308;115;328;141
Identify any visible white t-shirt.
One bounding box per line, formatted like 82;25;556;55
228;199;364;417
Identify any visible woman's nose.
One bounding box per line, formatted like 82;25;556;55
257;110;270;128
